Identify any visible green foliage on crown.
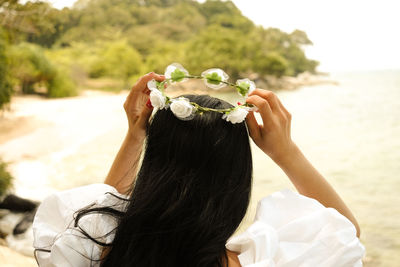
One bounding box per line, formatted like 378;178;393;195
171;68;187;82
205;72;222;85
237;82;250;96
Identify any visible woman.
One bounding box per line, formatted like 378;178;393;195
33;72;364;266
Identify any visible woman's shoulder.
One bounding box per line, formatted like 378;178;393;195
226;189;365;267
32;184;127;266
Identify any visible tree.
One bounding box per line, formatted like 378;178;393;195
290;29;313;45
0;28;13;109
253;52;288;77
8;42;77;97
183;25;253;79
8;42;55;94
90;40;143;85
251;27;318;76
0;0;319;90
0;159;13;197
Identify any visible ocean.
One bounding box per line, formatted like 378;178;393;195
243;70;400;266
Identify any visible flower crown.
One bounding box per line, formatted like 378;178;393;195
147;63;256;124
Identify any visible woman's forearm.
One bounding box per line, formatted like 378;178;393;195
103;73;163;194
275;144;361;237
104;132;143;194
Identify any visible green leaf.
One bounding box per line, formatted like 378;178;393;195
171;68;186;82
205;72;222;85
237;82;250;96
155;80;163;90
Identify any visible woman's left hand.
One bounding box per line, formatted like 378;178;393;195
124;72;165;139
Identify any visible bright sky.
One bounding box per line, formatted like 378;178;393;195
49;0;400;72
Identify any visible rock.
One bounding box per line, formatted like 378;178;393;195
6;226;34;257
13;210;36;235
0;194;38;212
0;194;39;257
0;211;24;236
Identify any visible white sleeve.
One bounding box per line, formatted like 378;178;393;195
226;189;365;267
32;184;127;267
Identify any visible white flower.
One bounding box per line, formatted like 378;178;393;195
222;107;249;124
150;89;166;109
201;68;229;90
236;78;256;97
170;97;194;120
147;79;158;91
165;63;189;82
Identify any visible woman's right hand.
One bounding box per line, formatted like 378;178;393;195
245;89;297;164
246;89;361;237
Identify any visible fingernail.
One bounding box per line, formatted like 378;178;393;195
146;99;153;108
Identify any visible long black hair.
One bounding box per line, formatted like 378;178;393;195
77;95;253;267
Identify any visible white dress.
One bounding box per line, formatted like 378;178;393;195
32;184;365;267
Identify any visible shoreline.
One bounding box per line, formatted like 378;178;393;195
251;72;339;91
158;72;338;95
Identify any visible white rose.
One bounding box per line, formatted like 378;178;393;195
170;98;194;119
222;107;249;124
164;63;189;81
201;68;229;90
236;78;256;97
147;79;158;91
150;90;166;109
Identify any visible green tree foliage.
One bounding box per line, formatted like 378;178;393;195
250;27;318;76
183;25;253;79
0;1;76;47
145;41;186;74
7;42;77;97
1;0;319;97
253;52;288;77
8;42;55;94
89;40;142;84
0;159;13;196
47;68;77;98
0;28;13;109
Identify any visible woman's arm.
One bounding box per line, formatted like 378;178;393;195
246;89;361;237
104;72;164;194
104;132;145;194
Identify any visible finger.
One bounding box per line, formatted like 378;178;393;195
245;111;261;141
142;74;166;93
246;95;273;127
249;89;280;112
137;72;165;88
128;72;165;99
136;98;154;130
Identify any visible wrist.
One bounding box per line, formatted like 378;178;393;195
272;142;302;168
126;128;145;143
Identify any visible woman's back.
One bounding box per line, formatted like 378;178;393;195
99;94;253;267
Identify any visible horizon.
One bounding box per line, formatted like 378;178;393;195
44;0;400;73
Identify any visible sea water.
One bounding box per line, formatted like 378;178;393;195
243;70;400;266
